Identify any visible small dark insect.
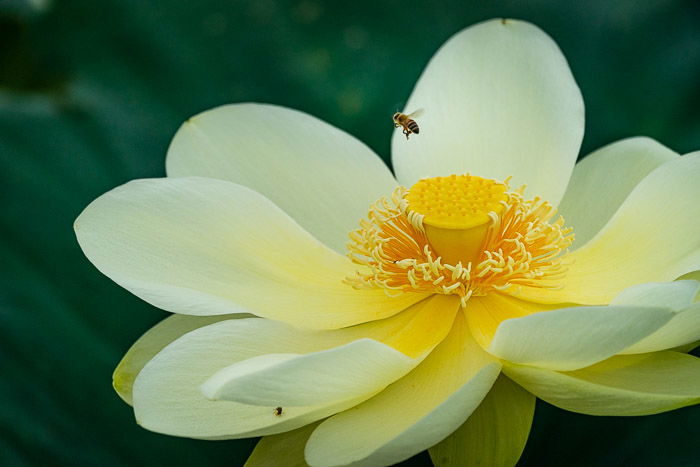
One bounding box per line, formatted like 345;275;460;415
274;406;283;416
393;109;423;140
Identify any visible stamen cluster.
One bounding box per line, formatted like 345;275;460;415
346;183;573;306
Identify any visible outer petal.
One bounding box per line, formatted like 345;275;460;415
610;280;700;311
200;339;417;407
304;314;501;467
558;137;678;249
203;295;460;407
621;304;700;355
678;270;700;287
245;422;320;467
392;19;584;206
504;351;700;416
166;103;397;253
516;152;700;304
488;304;673;371
133;296;458;439
429;375;534;467
74;177;425;329
613;280;700;354
133;318;361;439
113;313;246;405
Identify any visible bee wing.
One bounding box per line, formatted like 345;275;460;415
407;108;424;118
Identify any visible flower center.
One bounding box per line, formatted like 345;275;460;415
346;174;573;306
404;174;508;266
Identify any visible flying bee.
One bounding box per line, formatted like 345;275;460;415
273;406;283;416
393;109;423;140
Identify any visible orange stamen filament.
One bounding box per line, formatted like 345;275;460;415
346;176;573;306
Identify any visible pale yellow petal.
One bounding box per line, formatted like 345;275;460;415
368;294;460;358
200;339;417;407
429;375;534;467
677;270;700;296
245;422;320;467
558;137;678;249
622;303;700;354
515;152;700;304
504;351;700;416
133;318;373;439
203;297;459;409
132;296;457;439
465;293;561;351
392;19;584;206
304;314;501;467
488;304;672;370
610;280;700;311
166;103;397;253
75;177;424;329
608;280;700;354
113;313;246;405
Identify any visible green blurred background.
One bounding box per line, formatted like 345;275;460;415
1;0;699;465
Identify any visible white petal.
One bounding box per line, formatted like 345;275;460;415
488;305;672;370
392;19;584;206
611;280;700;311
428;375;534;467
75;177;424;329
245;422;320;467
558;137;678;249
516;152;700;304
504;351;700;416
133;318;371;439
113;313;246;405
611;280;700;354
132;296;458;439
621;303;700;354
465;293;562;352
201;339;417;407
166;103;397;253
304;314;501;467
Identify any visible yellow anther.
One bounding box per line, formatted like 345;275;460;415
346;178;572;306
405;175;508;265
406;175;507;229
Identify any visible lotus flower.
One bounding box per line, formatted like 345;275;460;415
75;18;700;467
